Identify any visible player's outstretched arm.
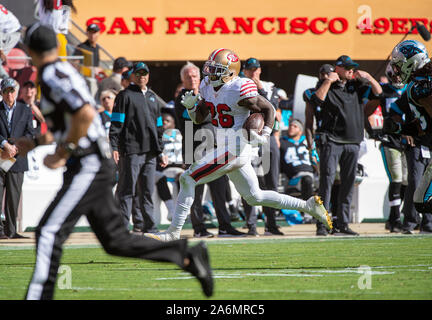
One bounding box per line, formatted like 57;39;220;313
194;99;210;124
238;95;275;129
181;90;209;124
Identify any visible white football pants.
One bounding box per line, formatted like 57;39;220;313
168;144;307;233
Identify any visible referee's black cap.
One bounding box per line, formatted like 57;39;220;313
24;23;58;53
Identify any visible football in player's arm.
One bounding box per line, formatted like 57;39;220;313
181;90;275;144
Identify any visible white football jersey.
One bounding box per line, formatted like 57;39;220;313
200;76;258;132
0;5;20;34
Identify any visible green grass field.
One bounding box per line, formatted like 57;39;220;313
1;236;431;300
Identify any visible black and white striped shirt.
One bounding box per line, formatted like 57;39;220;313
39;60;106;148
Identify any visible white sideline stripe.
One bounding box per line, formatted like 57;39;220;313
366;264;432;269
1;233;431;250
155;274;322;280
4;285;432;295
299;270;394;275
67;286;384;295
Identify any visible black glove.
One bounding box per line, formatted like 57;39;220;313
383;117;402;134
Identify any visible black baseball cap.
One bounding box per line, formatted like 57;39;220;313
122;69;132;80
113;57;130;71
24;23;58;53
335;55;359;69
23;80;36;88
244;57;260;69
132;62;149;74
319;64;335;74
87;23;101;32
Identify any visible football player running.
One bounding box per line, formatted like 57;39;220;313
384;40;432;233
145;49;332;241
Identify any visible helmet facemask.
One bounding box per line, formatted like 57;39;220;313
385;63;405;89
203;49;241;87
391;59;415;84
391;40;430;84
203;60;232;87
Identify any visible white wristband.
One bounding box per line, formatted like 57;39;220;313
262;126;272;136
187;103;197;113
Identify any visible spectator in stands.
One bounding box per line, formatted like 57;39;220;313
110;62;167;233
73;23;102;72
121;69;132;89
243;57;283;235
37;0;76;60
280;119;315;224
18;80;46;136
174;61;245;238
96;57;130;101
311;55;382;236
166;83;184;109
0;78;34;239
0;4;22;80
153;110;185;221
99;89;116;136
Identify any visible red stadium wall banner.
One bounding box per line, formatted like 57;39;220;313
71;0;432;61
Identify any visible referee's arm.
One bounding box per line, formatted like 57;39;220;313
45;104;95;169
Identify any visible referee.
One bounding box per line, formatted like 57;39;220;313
17;23;213;300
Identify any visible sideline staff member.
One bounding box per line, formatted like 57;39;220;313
110;62;167;232
311;55;382;235
18;23;213;300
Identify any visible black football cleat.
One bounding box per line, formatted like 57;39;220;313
184;241;213;297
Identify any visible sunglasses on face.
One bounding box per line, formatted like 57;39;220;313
2;88;15;94
135;70;148;77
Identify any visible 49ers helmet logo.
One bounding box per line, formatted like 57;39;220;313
227;53;239;63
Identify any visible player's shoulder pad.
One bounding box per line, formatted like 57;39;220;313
408;76;432;105
237;77;258;100
303;87;315;102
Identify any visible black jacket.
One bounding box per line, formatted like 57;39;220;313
311;80;375;144
0;101;35;172
109;84;164;156
174;88;215;163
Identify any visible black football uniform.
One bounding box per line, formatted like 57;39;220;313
373;83;407;150
279;136;314;179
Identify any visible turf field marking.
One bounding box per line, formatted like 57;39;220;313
155;273;323;280
365;264;432;269
294;270;394;275
65;286;385;295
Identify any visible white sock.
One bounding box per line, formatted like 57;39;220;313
165;199;175;221
167;177;196;234
259;190;307;211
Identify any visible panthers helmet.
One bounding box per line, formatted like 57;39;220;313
390;40;430;83
203;48;241;87
385;62;405;89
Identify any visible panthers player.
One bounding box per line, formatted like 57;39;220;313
365;63;409;233
145;49;332;241
385;40;432;233
280;119;315;217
